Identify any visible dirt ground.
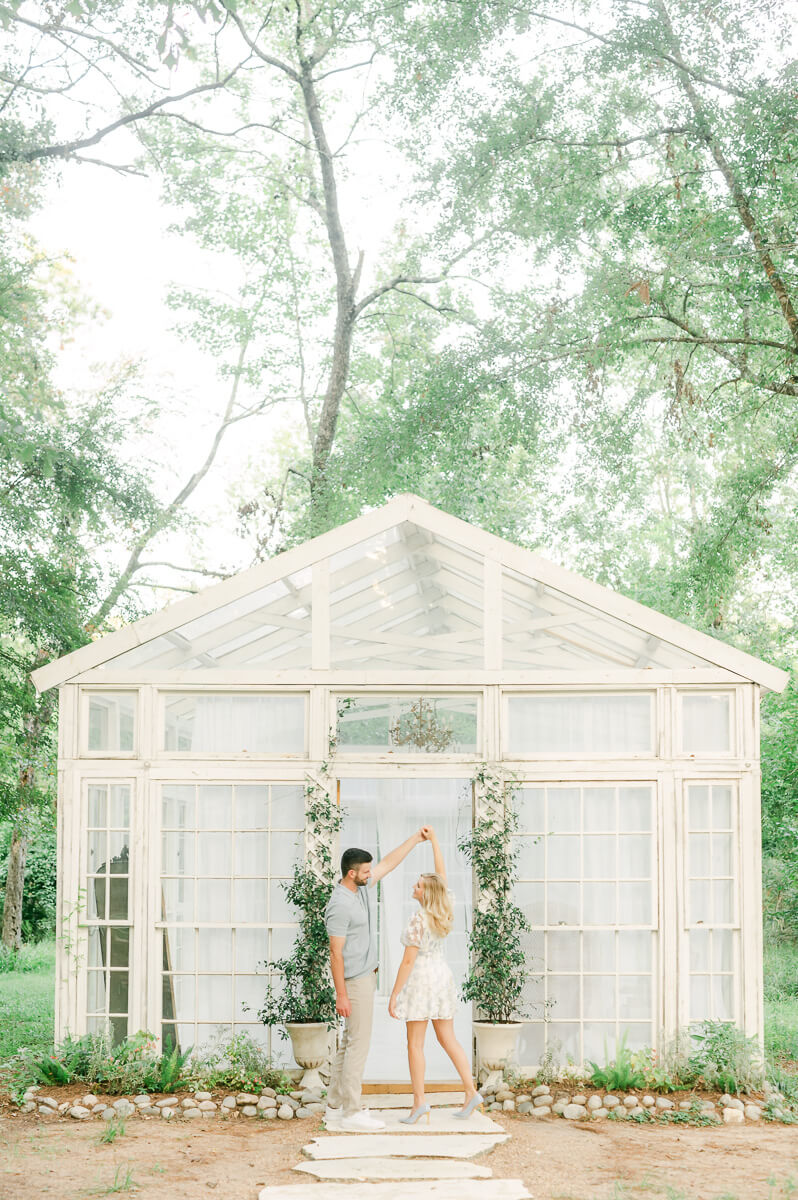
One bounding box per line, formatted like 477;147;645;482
1;1101;797;1200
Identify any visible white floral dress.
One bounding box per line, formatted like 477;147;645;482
394;892;458;1021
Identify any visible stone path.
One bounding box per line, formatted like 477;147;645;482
258;1093;532;1200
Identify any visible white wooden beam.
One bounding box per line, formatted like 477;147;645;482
312;559;330;670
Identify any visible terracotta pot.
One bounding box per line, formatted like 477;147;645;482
473;1020;522;1088
285;1021;331;1090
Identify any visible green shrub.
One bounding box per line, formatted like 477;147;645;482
688;1020;764;1093
588;1030;647;1091
185;1029;293;1094
0;818;57;943
0;939;55;974
764;938;798;1002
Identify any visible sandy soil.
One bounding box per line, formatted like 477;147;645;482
1;1098;797;1200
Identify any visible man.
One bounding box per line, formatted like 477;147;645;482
323;827;429;1132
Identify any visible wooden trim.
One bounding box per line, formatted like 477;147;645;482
361;1081;462;1093
65;668;754;686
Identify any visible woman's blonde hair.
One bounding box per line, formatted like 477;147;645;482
420;872;454;938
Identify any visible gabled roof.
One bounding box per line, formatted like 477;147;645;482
31;494;789;692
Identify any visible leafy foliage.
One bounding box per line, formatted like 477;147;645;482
458;767;531;1024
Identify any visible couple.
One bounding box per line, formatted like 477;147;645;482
323;824;483;1131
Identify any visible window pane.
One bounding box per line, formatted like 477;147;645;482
198;928;232;973
583;788;615;832
618;787;652;831
270;785;305;830
269;831;303;872
88;832;107;873
619;835;649;878
162;832;194;876
583;975;615;1020
235;786;269;830
515;881;544;925
109;927;129;968
619;975;651;1019
164;693;306;754
713;974;734;1020
507;694;652;754
235;833;269;876
690;974;710;1022
109;786;130;828
682;694;731;753
196;879;231;923
162;785;195;829
548;974;580;1018
516;836;544;879
88;693;136;753
583;1022;616;1062
108;971;129;1014
690;929;710;971
618;930;651;973
162;879;194;922
87;970;106;1013
337;695;479;754
108;878;128;920
689;879;711;925
163;928;195;972
198;785;232;830
88;927;107;969
583;930;615;972
711;833;733;876
235;928;269;973
688;786;710;828
88;785;107;827
235;975;268;1020
712;786;732;828
514;788;545;832
547;930;580;971
548;835;578;879
198;832;231;877
269;879;296;924
714;929;734;972
234;879;268;923
548;789;580;832
584;835;615;880
689;833;710;877
548;1022;580;1060
712;880;734;924
548;882;580;925
618;881;651;924
583;882;615;925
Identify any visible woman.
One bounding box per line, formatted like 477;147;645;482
388;826;483;1123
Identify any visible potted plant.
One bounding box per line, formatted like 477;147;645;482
458;767;532;1087
256;777;341;1088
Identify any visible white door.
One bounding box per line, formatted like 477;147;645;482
338;778;473;1082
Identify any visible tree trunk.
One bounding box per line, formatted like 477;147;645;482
1;827;28;952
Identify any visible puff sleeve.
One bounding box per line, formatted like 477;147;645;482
400;910;426;948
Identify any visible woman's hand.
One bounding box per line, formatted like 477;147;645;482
423;825;438;842
388;992;399;1019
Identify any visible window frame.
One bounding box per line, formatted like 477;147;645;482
501;689;657;760
331;688;484;761
79;688;139;759
155;687;310;760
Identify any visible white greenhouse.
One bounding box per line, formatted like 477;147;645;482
33;494;788;1083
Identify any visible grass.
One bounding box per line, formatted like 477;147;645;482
0;940;55;1061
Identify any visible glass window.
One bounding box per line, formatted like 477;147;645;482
685;783;738;1024
681;693;732;754
163;693;306;754
507;694;653;755
85;783;131;1046
336;695;479;754
159;782;304;1057
513;782;656;1064
87;693;136;753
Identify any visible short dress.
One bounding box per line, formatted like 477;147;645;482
394;892;458;1021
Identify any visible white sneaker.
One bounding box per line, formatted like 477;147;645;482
323;1105;343;1127
339;1110;386;1132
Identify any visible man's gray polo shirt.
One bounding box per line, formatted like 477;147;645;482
324;880;378;980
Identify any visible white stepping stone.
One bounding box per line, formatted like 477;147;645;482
362;1092;465;1109
261;1182;530;1200
294;1157;492;1181
368;1108;501;1133
303;1133;509;1160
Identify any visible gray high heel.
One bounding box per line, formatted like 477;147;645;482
399;1103;431;1125
453;1092;484;1119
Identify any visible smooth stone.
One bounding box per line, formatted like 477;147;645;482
101;1109;116;1121
628;1106;646;1117
296;1108;313;1119
38;1097;58;1110
290;1091;304;1101
725;1097;745;1111
133;1095;151;1106
516;1094;531;1104
261;1108;277;1119
292;1161;492;1180
181;1098;197;1109
719;1094;732;1106
503;1099;515;1112
184;1108;202;1120
531;1085;551;1097
257;1095;277;1109
301;1091;323;1104
641;1095;655;1107
495;1090;515;1102
222;1096;237;1109
198;1100;217;1111
142;1106;160;1116
603;1095;619;1108
194;1091;213;1101
552;1101;567;1115
58;1102;71;1114
517;1102;533;1114
242;1105;258;1116
156;1097;179;1107
113;1100;135;1115
700;1100;716;1109
283;1097;301;1109
92;1103;106;1114
533;1094;552;1108
655;1097;674;1110
305;1103;326;1113
745;1105;762;1120
679;1101;693;1111
69;1106;91;1120
81;1095;99;1108
623;1096;638;1108
261;1087;277;1097
530;1105;551;1117
571;1094;587;1106
161;1108;175;1120
587;1096;603;1110
237;1093;259;1105
488;1102;502;1111
562;1104;587;1120
724;1108;745;1125
592;1108;609;1118
278;1105;294;1120
302;1134;510;1161
38;1105;58;1116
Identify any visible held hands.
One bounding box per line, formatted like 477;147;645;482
336;992;351;1018
419;825;437;843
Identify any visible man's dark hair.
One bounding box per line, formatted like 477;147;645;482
341;847;373;877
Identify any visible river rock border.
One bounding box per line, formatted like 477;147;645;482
16;1084;325;1121
479;1079;792;1124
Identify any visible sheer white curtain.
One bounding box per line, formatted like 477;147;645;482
172;694;305;753
507;694;652;754
339;778;472;1081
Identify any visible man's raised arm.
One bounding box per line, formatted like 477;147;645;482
370;827;428;884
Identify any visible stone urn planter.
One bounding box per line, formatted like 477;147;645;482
285;1022;331;1091
474;1020;523;1088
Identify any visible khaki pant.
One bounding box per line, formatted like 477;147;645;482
327;969;377;1116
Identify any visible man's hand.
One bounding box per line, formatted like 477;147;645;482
336;991;351;1018
419;826;431;841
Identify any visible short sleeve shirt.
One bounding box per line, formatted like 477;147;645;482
324;880;378;980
